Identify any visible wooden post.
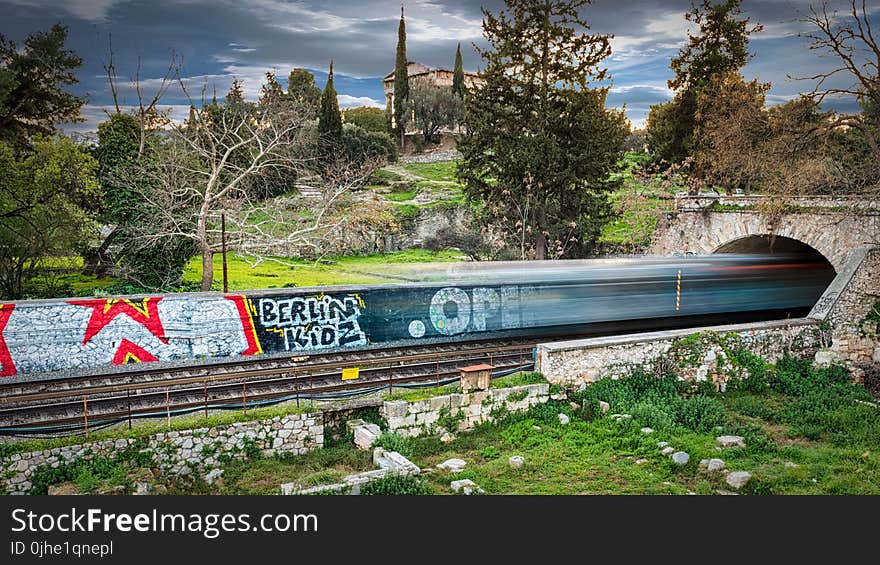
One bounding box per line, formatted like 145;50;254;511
127;389;132;430
165;387;170;428
294;370;299;409
221;213;229;294
243;382;247;415
83;396;89;438
204;380;208;419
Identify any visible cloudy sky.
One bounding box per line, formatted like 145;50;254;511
1;0;876;131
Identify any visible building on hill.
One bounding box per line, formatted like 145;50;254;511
382;61;484;132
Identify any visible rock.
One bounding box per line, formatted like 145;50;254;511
726;471;752;490
569;402;580;412
814;349;835;367
450;479;484;495
699;459;709;468
716;435;746;448
508;455;525;469
661;447;675;456
671;451;690;465
437;458;467;473
558;413;570;425
98;485;126;496
598;401;610;414
204;469;224;485
353;423;381;451
707;458;726;472
47;482;80;495
134;482;151;496
440;432;455;444
635;458;648;465
873;346;880;364
640;427;653;434
716;489;740;496
550;392;566;401
280;482;296;495
657;441;669;448
784;461;800;469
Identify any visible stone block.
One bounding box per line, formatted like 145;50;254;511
383;401;408;419
353;423;381;450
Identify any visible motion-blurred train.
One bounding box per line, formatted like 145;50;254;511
0;253;836;378
356;253;836;344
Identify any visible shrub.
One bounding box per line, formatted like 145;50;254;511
669;396;725;433
361;474;430;495
374;432;413;457
342;123;398;165
629;401;674;430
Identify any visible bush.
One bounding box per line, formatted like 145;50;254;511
342;123;397;164
669;396;725;433
629;401;674;430
342;106;389;134
361;474;430;495
726;349;770;393
373;432;413;457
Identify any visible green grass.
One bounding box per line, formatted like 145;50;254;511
401;161;458;182
384;189;419;202
181;249;464;291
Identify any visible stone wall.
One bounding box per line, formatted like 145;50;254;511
536;320;826;387
648;195;880;271
0;412;322;495
381;383;550;438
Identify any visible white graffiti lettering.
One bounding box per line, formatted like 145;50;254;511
259;295;366;351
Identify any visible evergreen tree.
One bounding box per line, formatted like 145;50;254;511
452;43;465;98
393;5;409;144
225;79;246;105
647;0;761;165
318;61;343;146
287;68;321;116
457;0;628;260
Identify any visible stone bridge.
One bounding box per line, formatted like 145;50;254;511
648;194;880;272
537;194;880;386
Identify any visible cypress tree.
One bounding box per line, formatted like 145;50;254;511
318;60;343;146
393;5;409;145
452;42;465;98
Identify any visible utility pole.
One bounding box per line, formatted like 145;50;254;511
221;213;229;293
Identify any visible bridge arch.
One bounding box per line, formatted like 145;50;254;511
712;234;836;275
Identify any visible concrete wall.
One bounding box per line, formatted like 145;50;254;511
381;383;550;437
0;412;322;495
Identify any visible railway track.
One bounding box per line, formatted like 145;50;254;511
0;340;537;433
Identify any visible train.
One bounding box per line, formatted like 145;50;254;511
0;254;836;378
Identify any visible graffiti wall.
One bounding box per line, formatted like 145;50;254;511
0;284;573;378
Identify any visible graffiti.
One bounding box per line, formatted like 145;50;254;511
0;304;15;377
424;286;525;336
112;339;159;365
225;295;263;356
257;294;367;351
68;297;166;345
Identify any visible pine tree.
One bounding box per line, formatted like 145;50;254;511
225;79;245;105
393;5;409;145
318;61;343;146
452;43;465;98
647;0;762;165
457;0;628;260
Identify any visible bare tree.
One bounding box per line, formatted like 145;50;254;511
797;0;880;172
113;84;379;291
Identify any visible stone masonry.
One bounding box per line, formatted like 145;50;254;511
0;413;322;495
381;383;550;438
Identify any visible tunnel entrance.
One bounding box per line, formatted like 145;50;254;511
712;235;837;317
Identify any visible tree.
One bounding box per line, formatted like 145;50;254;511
457;0;629;260
393;5;409;144
0;24;84;149
0;136;100;298
342;106;388;133
452;43;465;98
287;68;321;116
647;0;761;165
405;83;463;143
692;71;770;193
112;81;374;291
797;0;880;188
319;61;343;147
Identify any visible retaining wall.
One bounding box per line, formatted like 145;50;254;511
381;383;550;437
1;412;322;495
